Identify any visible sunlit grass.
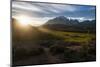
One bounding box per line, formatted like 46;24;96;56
38;27;95;43
54;31;95;43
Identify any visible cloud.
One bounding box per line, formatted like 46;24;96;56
12;1;96;21
12;1;79;16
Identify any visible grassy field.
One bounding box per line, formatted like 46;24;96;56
13;27;96;66
39;27;95;43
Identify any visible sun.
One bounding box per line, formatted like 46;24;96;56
15;15;33;26
13;15;46;27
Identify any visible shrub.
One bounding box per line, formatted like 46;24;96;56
63;48;81;62
13;47;45;62
28;47;44;56
50;45;66;55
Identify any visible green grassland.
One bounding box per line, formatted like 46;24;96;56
53;31;95;43
13;27;96;66
40;28;96;44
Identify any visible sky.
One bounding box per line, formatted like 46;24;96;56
12;1;96;23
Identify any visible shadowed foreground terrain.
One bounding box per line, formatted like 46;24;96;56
12;18;96;66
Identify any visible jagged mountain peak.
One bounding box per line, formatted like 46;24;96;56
55;16;67;20
45;16;70;25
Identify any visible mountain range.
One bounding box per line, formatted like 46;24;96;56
45;16;79;25
42;16;96;33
